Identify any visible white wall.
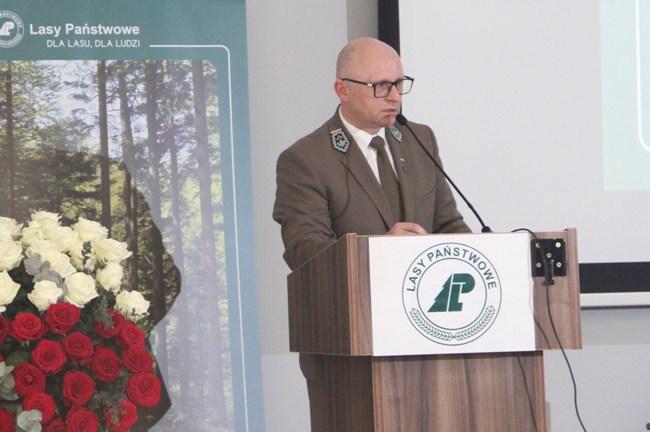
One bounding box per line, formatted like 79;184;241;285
246;1;650;431
545;307;650;432
246;1;355;430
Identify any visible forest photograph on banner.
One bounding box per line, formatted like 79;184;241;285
0;1;261;431
0;57;229;431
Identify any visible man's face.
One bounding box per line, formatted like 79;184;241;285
336;45;404;134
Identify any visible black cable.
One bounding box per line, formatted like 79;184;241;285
512;228;588;432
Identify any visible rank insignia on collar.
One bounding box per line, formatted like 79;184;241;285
389;125;402;142
330;128;350;153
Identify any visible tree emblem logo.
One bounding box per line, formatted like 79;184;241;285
0;11;25;48
402;242;502;345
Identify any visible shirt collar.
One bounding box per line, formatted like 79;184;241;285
338;107;386;152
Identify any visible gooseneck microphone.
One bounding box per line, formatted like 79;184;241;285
396;113;492;233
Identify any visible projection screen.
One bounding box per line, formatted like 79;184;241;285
380;0;650;301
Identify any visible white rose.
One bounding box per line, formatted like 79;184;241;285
31;211;60;230
68;239;97;271
64;272;99;307
96;262;124;292
27;280;63;312
0;271;20;313
39;250;77;278
25;239;59;258
22;212;60;247
20;225;44;247
0;241;23;271
93;238;131;263
115;290;150;318
43;225;79;253
0;217;22;242
72;218;108;242
69;240;86;269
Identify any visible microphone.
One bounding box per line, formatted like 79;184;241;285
396;113;492;233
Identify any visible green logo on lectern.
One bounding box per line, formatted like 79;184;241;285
428;273;476;312
402;243;502;346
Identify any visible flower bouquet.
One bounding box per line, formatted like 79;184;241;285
0;212;160;432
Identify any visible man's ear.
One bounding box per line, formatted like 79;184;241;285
334;79;348;101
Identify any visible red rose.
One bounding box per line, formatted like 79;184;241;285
0;316;10;344
23;391;56;424
104;399;138;432
44;418;66;432
63;332;94;366
10;313;46;342
121;346;154;374
12;362;46;397
94;309;126;339
62;370;96;406
45;302;81;334
65;406;99;432
117;321;144;349
0;408;14;432
31;339;67;374
126;372;161;408
90;346;121;382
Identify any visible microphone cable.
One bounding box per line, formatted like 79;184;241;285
512;228;588;432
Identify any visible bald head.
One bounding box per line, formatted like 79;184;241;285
336;37;402;80
333;37;405;134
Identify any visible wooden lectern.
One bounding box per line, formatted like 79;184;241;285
287;230;581;432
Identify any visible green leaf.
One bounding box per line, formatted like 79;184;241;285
4;350;31;367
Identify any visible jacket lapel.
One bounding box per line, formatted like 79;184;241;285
385;126;415;222
326;114;395;228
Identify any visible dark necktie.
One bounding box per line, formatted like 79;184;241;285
369;136;403;222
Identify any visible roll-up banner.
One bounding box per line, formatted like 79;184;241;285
0;1;263;430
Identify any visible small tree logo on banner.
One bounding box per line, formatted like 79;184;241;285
0;10;25;48
402;243;502;346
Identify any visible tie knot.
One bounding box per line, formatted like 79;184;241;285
369;136;386;152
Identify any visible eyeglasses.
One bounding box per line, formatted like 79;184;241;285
341;76;414;98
